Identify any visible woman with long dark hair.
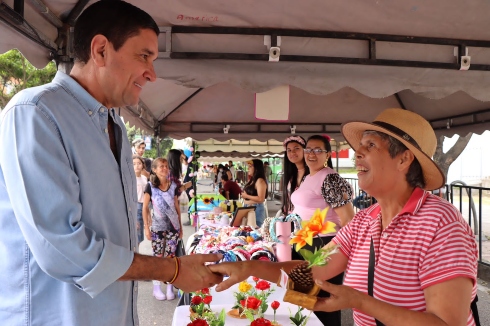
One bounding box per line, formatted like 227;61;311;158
167;149;192;194
281;136;310;215
241;159;268;227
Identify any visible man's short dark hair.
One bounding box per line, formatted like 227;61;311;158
221;174;229;182
132;139;145;147
74;0;159;64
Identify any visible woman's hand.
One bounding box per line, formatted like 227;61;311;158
313;280;363;312
179;228;183;239
144;226;151;241
241;191;248;200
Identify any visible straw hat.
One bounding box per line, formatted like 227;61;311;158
341;108;445;191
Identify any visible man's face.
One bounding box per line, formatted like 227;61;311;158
135;143;145;156
100;29;158;108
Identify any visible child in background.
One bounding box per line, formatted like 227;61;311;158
143;158;182;301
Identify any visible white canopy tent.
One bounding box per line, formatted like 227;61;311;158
1;0;490;145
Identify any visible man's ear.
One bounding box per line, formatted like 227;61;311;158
398;150;415;172
90;34;109;67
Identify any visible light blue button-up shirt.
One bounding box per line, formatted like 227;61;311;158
0;72;139;325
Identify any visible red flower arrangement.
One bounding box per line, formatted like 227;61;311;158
189;288;225;326
251;317;273;326
187;319;209;326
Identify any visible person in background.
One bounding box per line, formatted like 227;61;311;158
241;159;268;227
133;155;148;245
281;135;310;215
264;161;273;198
0;2;222;324
263;161;273;184
182;151;199;226
220;173;242;200
286;134;355;325
167;149;192;194
132;139;150;179
143;158;182;301
209;109;479;326
228;160;236;180
217;164;225;190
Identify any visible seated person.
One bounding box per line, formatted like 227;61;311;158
220;174;242;200
352;190;376;210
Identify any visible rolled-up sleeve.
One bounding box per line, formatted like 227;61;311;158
0;103;133;298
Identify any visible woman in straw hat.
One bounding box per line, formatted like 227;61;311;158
209;108;479;326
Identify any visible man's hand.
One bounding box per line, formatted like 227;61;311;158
207;261;251;292
172;254;224;292
313;280;363;312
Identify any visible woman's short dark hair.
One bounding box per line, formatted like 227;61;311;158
74;0;159;64
307;135;333;169
363;131;425;188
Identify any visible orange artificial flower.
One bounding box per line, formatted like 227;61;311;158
289;208;336;251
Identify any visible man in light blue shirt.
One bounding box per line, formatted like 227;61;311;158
0;1;222;325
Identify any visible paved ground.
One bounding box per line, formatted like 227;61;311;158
136;179;490;326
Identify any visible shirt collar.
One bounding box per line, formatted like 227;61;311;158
367;187;428;219
52;71;105;114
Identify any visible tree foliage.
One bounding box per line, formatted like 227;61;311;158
0;49;56;110
433;133;473;181
124;122;173;159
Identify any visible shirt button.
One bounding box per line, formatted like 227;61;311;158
134;287;138;292
382;233;389;238
133;247;136;251
88;110;93;115
100;108;105;113
104;128;108;133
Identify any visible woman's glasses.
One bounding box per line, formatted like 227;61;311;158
304;148;328;155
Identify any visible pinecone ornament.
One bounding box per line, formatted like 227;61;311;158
288;261;314;293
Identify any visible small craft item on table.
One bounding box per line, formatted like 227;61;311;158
283;208;339;311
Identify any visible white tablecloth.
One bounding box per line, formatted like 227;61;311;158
171;277;323;326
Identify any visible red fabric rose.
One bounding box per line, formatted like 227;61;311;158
250;317;272;326
252;276;260;283
245;296;262;310
203;295;213;305
255;280;271;291
240;299;246;307
271;301;280;310
201;288;210;295
187;318;209;326
191;295;202;305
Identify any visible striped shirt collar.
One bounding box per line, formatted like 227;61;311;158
367;187;429;219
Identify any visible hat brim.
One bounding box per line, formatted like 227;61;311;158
341;121;445;191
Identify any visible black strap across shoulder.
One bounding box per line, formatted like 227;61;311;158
369;237;480;326
368;237;385;326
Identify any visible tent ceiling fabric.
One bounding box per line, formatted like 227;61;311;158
2;0;490;143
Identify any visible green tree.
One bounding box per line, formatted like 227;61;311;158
0;49;56;110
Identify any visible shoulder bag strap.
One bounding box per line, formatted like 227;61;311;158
368;237;385;326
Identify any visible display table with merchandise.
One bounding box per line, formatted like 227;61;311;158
188;194;226;213
171;277;323;326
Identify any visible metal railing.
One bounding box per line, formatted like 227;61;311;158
345;178;489;267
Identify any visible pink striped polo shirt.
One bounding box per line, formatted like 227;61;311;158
333;187;478;326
